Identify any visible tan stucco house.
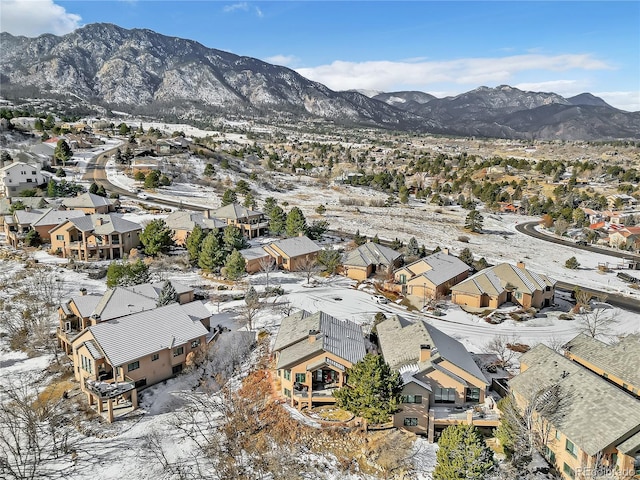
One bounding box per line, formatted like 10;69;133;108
341;242;403;281
273;310;366;410
3;206;85;247
49;213;142;260
263;235;322;272
60;192;118;214
239;246;272;273
451;262;555;310
164;210;227;246
211;203;267;239
509;343;640;480
391;251;470;300
377;315;496;439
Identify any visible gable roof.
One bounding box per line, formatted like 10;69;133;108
239;246;270;261
127;280;193;300
274;311;366;369
60;192;115;209
88;303;208;367
0;161;38;173
64;293;103;318
377;315;487;385
90;287;158;321
342;242;402;268
267;235;322;258
451;262;555;297
164;210;226;231
212;203;263;220
417;252;470;286
564;333;640;389
53;213;141;234
510;344;640;456
31;208;85;227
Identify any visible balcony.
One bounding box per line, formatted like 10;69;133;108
431;404;501;426
85;378;136;400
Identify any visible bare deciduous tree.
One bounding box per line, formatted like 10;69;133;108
575;304;619;340
484;334;519;368
296;255;320;285
239;286;263;331
258;256;277;290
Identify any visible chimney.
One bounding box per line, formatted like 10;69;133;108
308;329;320;343
79;288;87;296
204;209;211;219
95;217;103;226
517;261;525;269
442;248;449;256
419;344;431;362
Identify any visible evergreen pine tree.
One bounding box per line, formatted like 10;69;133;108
156;281;178;306
407;237;420;257
353;229;366;246
140;219;174;256
47;180;57;198
268;205;286;235
333;354;403;424
223;225;248;252
285;207;307;237
54;139;72;167
221;189;237;206
433;424;495;480
459;247;475;266
465;209;484;233
199;232;225;271
186;224;205;264
263;197;278;217
224;250;246;280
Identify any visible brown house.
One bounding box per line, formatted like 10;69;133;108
49;213;142;260
391;251;470;301
273;310;366;410
263;235;322;272
341;242;403;281
451;262;555;310
71;302;209;422
3;207;85;247
211;203;267;239
509;343;640;480
239;246;272;273
377;315;496;439
60;192;118;214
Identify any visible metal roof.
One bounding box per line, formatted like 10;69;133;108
509;344;640;457
88;303;209;367
31;208;85;227
68;294;102;318
419;252;470;286
91;287;158;321
62;213;141;234
452;262;555;296
239;246;270;261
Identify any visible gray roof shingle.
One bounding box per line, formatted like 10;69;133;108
268;236;322;258
342;242;402;268
89;303;208;367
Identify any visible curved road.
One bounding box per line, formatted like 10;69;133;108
88;152;640;312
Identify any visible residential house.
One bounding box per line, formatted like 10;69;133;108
376;315;495;438
273;310;366;410
49;213;142;260
164;210;227;246
451;262;555;310
3;206;86;247
60;192;118;214
509;344;640;480
239;246;272;273
391;251;470;301
131;157;163;175
0;161;45;197
341;242;403;281
263;235;322;272
57;280;197;356
156;137;191;155
564;333;640;398
211;203;268;239
71;302;209;422
0;196;50;228
607;194;638;210
608;227;640;251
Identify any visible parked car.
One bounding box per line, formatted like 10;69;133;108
576;240;588;246
375;295;388;304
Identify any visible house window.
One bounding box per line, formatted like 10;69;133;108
399;274;406;284
434;387;456;403
56;235;64;241
191;339;200;348
81;355;92;373
295;373;306;383
152;353;159;361
172;364;183;374
32;171;36;175
544;446;556;465
603;373;608;379
515;291;522;299
465;388;481;402
284;388;291;398
565;439;578;458
283;258;288;265
623;383;628;390
555;429;561;440
127;361;140;372
402;395;422;404
173;346;184;357
284;369;291;381
403;417;418;427
563;462;575;479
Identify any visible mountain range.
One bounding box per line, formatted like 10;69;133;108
1;23;638;141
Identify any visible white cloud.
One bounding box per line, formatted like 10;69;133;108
594;91;640;112
264;54;299;67
0;0;81;36
222;2;248;13
295;54;613;93
255;6;263;18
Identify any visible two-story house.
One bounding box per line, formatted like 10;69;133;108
49;213;142;260
509;343;640;480
273;310;366;410
211;203;268;239
59;192;118;214
0;161;45;197
263;235;323;272
164;210;227;246
376;315;496;439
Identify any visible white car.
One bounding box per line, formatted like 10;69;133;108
375;295;388;304
137;192;149;200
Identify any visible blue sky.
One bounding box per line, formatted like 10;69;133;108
1;0;639;111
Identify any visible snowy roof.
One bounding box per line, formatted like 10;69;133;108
418;252;470;286
212;203;263;220
510;344;640;457
267;236;322;258
342;242;402;268
564;333;640;390
377;315;487;385
239;246;270;261
451;262;555;297
57;213;142;234
88;303;208;367
60;192;115;209
274;311;366;369
164;210;226;231
177;300;211;322
91;287;158;321
31;208;85;227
